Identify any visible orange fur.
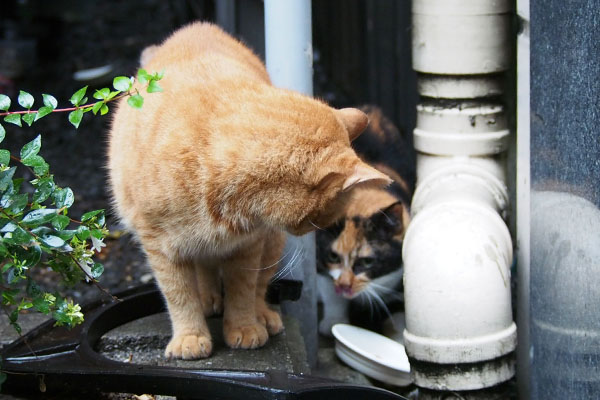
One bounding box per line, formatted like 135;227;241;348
108;22;389;359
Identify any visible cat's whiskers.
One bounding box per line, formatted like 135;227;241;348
358;290;375;317
241;245;295;271
271;246;303;281
365;286;395;324
308;220;325;231
368;282;404;300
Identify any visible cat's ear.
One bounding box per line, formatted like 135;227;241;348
317;171;345;192
342;163;392;191
379;201;411;237
335;108;369;141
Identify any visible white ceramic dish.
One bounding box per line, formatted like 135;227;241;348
331;323;412;386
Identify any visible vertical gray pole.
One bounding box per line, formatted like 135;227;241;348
264;0;317;368
516;0;531;398
215;0;236;35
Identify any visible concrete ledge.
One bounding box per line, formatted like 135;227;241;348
0;313;49;347
98;312;310;374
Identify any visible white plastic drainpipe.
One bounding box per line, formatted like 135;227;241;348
263;0;318;367
403;0;517;390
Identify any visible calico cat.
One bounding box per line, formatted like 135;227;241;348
108;22;392;359
317;105;414;335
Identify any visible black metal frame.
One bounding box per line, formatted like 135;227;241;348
1;283;406;399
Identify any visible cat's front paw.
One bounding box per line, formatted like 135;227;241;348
200;291;223;317
165;333;212;359
256;305;283;335
224;322;269;349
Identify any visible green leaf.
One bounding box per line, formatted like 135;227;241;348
32;296;51;314
20;134;41;161
15;245;41;268
127;94;144;109
55;229;76;241
147;80;163;93
93;88;110;100
137;69;150;84
9;193;28;213
0;221;16;232
40;235;65;248
0;94;10;111
31;226;52;236
21;148;48;177
52;298;84;327
32;296;50;313
21;154;44;168
91;262;104;278
9;226;34;245
18;91;34;109
10;322;21;335
4;113;21;127
22;209;58;226
96;212;106;227
35;105;54;121
0;191;14;208
76;225;90;240
92;101;104;115
26;279;42;297
69;86;88;106
7;267;21;285
52;214;70;230
68;109;83;128
113;76;132;91
42;93;58;109
81;209;104;222
33;161;49;176
53;187;74;208
0;166;16;193
0;124;5;143
91;229;105;240
0;149;10;166
106;90;120;101
100;104;109;115
8;176;20;191
22;112;35;127
33;181;55;203
9;309;18;323
33;177;55;203
1;287;17;304
18;299;34;311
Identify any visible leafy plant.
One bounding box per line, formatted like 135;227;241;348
0;70;163;389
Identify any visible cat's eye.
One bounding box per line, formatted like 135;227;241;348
357;257;375;269
328;251;341;264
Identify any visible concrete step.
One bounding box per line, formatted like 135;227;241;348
97;312;310;374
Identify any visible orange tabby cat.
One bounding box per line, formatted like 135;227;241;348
108;22;391;359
